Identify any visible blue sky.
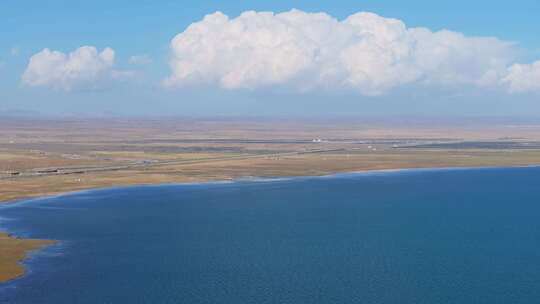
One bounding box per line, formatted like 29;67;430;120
1;0;539;116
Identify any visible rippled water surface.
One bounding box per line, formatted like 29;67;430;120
2;168;540;303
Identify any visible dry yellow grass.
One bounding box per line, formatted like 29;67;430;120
3;149;540;203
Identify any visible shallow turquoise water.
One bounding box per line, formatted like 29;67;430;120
1;167;540;303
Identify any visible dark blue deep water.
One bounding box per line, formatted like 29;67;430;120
2;167;540;304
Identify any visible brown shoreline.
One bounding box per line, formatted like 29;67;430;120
0;232;55;283
1;163;538;205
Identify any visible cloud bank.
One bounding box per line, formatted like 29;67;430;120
22;46;115;90
165;9;540;95
502;61;540;93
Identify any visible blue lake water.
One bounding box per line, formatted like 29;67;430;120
1;167;540;303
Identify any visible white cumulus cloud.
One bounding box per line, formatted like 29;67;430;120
164;10;519;95
502;61;540;93
22;46;115;90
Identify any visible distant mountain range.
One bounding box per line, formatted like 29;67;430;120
0;109;43;117
0;109;123;118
